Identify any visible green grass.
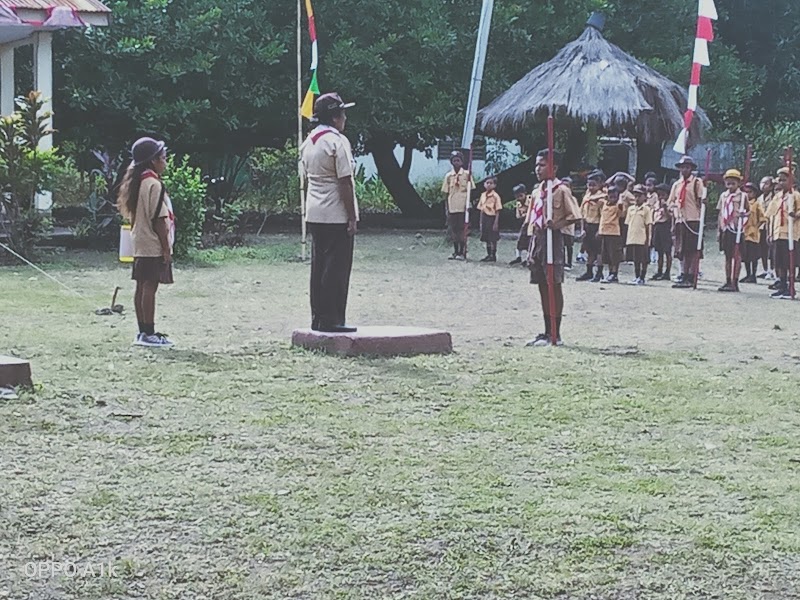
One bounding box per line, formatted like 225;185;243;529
1;232;799;599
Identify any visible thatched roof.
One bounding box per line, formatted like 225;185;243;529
477;25;710;144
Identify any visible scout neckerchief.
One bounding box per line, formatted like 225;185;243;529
311;125;337;144
530;179;561;229
721;189;744;229
678;175;693;209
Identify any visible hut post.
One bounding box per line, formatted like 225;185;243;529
587;120;599;168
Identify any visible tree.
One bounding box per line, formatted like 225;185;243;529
55;0;294;163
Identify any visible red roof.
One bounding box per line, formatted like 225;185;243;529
0;0;111;13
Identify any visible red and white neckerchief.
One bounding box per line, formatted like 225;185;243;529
678;176;693;209
721;190;740;229
310;125;337;144
530;180;561;229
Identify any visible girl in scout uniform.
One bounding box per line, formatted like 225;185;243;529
716;169;746;292
650;183;674;280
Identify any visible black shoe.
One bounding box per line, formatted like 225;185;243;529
317;324;358;333
673;280;693;289
480;255;492;262
607;274;619;283
590;274;603;283
509;257;522;266
650;272;663;281
718;283;735;292
488;255;497;262
576;272;593;281
769;280;782;290
757;271;769;279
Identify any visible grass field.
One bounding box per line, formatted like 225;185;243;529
2;231;800;599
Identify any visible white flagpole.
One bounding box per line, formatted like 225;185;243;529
460;0;494;256
297;0;307;261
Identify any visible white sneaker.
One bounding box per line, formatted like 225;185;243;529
132;333;145;346
637;278;646;286
136;333;174;348
627;278;639;285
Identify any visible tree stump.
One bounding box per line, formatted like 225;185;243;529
0;355;33;388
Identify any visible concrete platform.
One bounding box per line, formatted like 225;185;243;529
0;355;33;388
292;326;452;357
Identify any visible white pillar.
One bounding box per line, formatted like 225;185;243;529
33;32;53;151
33;32;53;211
0;44;14;116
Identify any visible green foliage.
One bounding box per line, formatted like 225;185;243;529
239;141;299;215
73;191;121;248
414;178;444;208
751;122;800;180
49;157;102;207
161;155;207;258
57;0;293;156
354;165;398;214
0;92;60;257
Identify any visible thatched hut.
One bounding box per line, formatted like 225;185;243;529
477;14;709;166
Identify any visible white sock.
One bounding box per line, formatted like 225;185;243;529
515;249;521;258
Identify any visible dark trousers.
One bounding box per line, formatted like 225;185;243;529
309;223;354;327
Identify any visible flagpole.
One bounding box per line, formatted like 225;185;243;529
297;0;307;261
460;0;494;259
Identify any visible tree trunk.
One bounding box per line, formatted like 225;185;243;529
367;133;431;218
401;143;413;177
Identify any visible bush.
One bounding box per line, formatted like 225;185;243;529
240;140;298;215
353;165;399;214
415;178;444;208
162;155;206;258
0;92;60;257
751;122;800;179
50;157;102;207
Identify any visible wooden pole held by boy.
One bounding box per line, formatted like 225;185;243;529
733;145;753;289
546;115;558;346
693;148;712;289
787;146;796;300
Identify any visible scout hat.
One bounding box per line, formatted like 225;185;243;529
777;167;792;176
675;155;697;169
632;184;647;195
587;169;606;182
132;137;166;166
723;169;743;180
313;92;355;117
744;182;758;192
450;150;464;160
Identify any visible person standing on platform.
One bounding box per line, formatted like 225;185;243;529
669;156;706;289
442;151;472;260
301;92;359;333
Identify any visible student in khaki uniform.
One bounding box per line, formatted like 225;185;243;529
625;184;654;285
668;155;707;288
651;183;673;280
716;169;747;292
477;176;503;262
510;184;530;265
607;173;636;262
526;150;582;347
741;181;768;284
645;174;659;264
441;151;472;260
598;186;625;283
561;177;576;270
765;167;800;299
301;92;359;333
577;170;606;282
117;137;175;348
758;176;776;279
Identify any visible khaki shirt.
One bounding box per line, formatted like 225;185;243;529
131;175;171;257
441;169;472;213
619;190;636;218
526;181;581;236
581;190;605;224
668;175;706;222
515;195;531;220
716;190;748;233
646;192;659;210
625;204;653;246
758;193;774;231
477;191;503;216
599;200;624;236
301;125;359;224
744;199;767;243
766;190;800;241
653;200;671;224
